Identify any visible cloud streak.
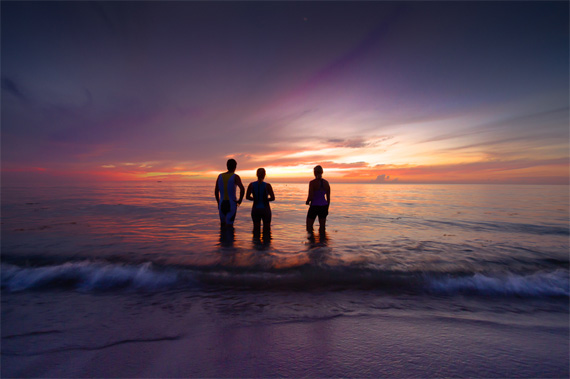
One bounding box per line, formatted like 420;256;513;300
1;2;568;185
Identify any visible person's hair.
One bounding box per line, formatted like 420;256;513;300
256;168;266;179
226;159;237;171
314;165;323;175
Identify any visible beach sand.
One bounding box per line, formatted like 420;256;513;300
2;291;568;378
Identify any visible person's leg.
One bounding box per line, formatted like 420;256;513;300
318;215;326;231
262;227;271;245
318;205;329;231
226;200;237;226
252;210;261;235
263;209;272;233
307;206;318;232
253;222;261;234
219;201;228;227
306;217;316;232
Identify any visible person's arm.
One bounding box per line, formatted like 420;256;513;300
325;180;331;205
306;181;314;205
214;177;220;205
267;183;275;202
246;183;254;201
235;175;245;205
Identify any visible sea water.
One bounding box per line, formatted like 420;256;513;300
2;182;569;376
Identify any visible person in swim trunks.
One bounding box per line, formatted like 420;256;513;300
246;168;275;234
215;158;245;227
306;165;330;232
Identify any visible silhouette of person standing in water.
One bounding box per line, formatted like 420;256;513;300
246;168;275;235
215;159;245;227
306;165;330;232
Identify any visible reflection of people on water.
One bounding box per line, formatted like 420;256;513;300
219;225;236;248
215;159;245;227
246;168;275;235
306;165;330;232
218;225;238;267
252;229;272;250
307;229;328;249
307;230;329;266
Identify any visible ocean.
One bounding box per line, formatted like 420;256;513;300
2;182;569;377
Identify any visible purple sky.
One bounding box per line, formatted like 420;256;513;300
2;1;568;184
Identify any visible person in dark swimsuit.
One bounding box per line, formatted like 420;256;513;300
306;165;330;232
246;168;275;234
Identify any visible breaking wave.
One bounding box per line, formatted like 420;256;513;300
426;270;569;297
2;260;568;298
1;262;180;292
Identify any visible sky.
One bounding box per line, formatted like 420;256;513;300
2;1;568;185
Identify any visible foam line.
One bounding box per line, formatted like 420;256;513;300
427;270;569;297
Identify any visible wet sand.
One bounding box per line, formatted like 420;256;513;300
2;291;568;378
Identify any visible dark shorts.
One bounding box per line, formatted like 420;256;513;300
251;207;271;224
307;205;329;219
220;200;231;214
219;200;237;224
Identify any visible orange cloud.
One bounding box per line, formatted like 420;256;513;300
3;152;567;185
347;158;569;184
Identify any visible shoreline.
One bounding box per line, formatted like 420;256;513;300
3;291;568;378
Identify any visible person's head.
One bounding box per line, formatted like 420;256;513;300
313;165;323;178
226;159;237;172
256;168;266;181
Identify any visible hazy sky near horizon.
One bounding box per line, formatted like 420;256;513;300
2;1;568;184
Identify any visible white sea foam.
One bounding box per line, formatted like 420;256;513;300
1;262;179;292
427;270;570;297
3;260;569;297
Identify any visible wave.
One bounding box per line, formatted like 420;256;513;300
1;262;180;292
427;219;569;236
426;270;569;297
2;261;568;298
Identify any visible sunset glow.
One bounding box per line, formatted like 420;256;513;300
2;2;568;185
